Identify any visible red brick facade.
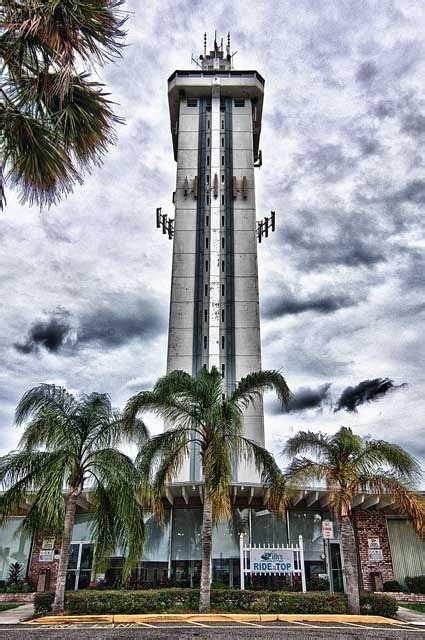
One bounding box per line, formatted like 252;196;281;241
353;508;394;591
28;530;61;592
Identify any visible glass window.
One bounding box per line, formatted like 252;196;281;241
0;518;32;581
288;511;338;580
187;99;197;107
234;99;245;107
171;508;202;586
71;513;93;542
251;509;288;546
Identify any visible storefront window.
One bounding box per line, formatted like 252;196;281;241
171;508;202;585
288;511;338;581
0;518;32;582
136;510;170;586
212;509;249;587
251;509;288;546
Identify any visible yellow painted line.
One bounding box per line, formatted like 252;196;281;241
26;612;405;626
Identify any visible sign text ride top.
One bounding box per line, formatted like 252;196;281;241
250;548;294;574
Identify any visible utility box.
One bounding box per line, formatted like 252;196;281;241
371;571;383;592
36;568;51;592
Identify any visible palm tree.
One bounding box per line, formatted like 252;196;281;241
284;426;425;614
0;384;148;613
124;366;291;612
0;0;127;210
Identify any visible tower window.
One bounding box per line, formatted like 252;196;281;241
187;98;197;107
221;336;225;349
207;120;210;129
221;284;225;296
221;137;224;146
221;155;224;166
221;215;224;226
205;260;209;272
221;120;224;129
205;237;209;249
205;284;208;297
207;137;210;147
206;216;209;226
234;99;245;107
204;336;207;349
206;174;209;184
221;260;225;272
207;155;210;166
221;194;225;205
221;174;224;183
204;309;208;322
221;237;225;248
221;364;225;378
206;194;209;205
221;309;225;322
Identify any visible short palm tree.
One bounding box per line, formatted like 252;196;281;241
0;384;148;613
0;0;127;209
284;426;424;614
124;366;291;612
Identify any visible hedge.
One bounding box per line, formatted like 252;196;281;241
405;576;425;594
34;588;398;617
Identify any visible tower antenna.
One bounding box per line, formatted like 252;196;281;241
203;32;207;57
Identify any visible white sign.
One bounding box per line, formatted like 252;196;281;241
39;549;54;562
368;537;380;549
41;537;55;550
322;520;334;539
368;548;384;561
250;548;294;574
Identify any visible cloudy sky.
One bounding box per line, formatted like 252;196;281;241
1;0;424;476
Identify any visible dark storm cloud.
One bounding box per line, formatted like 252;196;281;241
297;143;356;183
395;180;425;205
356;61;379;85
14;313;71;354
269;383;332;415
335;378;407;413
263;291;356;319
14;299;166;355
78;301;166;347
280;209;386;270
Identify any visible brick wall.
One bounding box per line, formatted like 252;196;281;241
379;592;425;603
28;530;62;592
353;508;394;591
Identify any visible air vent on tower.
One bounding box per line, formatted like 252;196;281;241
213;173;219;198
183;176;189;198
242;176;248;199
232;176;237;199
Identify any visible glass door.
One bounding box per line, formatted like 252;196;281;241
330;542;344;592
66;542;94;590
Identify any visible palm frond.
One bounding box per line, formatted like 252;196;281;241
284;430;332;460
231;370;291;412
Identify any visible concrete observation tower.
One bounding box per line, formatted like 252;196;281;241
157;34;275;483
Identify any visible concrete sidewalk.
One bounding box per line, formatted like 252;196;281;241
397;606;425;625
0;603;34;624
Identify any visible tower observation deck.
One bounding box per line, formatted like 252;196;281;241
164;34;268;483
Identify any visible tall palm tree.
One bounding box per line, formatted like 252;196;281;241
0;0;127;210
0;384;148;613
284;426;425;614
124;366;291;612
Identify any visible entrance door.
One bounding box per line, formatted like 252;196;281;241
66;543;94;590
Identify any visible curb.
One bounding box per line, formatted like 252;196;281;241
26;613;405;625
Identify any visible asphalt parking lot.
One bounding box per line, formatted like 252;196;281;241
0;621;424;639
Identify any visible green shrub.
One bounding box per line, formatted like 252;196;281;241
405;576;425;594
360;593;398;617
34;592;54;615
383;580;404;592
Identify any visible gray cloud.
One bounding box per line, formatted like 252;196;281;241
263;290;356;319
14;299;166;355
335;378;407;413
270;383;332;414
14;313;71;354
356;61;379;85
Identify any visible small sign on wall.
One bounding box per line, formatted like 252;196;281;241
322;520;334;539
368;537;380;549
39;549;54;562
368;548;384;562
41;537;55;550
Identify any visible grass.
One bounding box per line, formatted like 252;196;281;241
0;603;23;612
398;602;425;613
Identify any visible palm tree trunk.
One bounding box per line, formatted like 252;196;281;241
52;489;80;613
340;514;360;614
199;494;213;613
